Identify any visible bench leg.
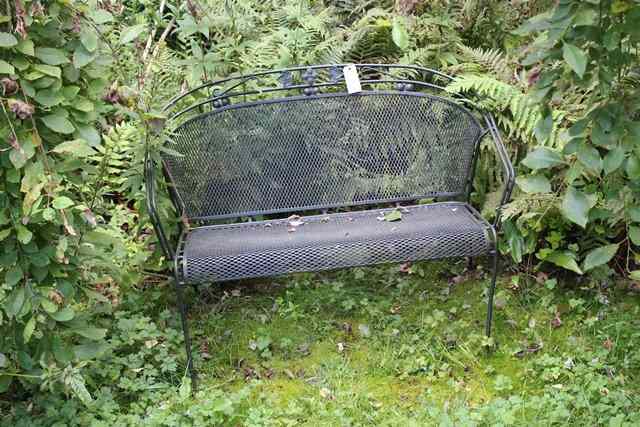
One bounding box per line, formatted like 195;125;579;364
485;249;499;340
173;273;198;391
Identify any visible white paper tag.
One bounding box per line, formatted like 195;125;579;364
343;64;362;94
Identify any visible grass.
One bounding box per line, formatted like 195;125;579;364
9;258;639;425
149;259;640;425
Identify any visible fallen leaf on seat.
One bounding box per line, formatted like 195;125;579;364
380;210;402;222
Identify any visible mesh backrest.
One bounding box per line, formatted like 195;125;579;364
164;92;482;219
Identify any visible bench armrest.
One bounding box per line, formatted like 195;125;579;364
483;114;515;231
145;153;175;261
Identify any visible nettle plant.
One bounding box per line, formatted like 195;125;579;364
505;0;640;278
0;1;139;399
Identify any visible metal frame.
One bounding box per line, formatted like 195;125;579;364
144;64;515;389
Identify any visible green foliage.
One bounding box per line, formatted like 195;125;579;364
0;0;118;398
502;0;640;277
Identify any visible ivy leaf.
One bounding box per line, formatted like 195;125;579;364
603;147;625;175
52;196;74;209
119;24;146;45
391;18;409;50
0;32;18;47
41;114;75;134
583;244;619;272
35;47;69;65
546;251;583;274
521;147;564;170
630;226;640;246
561;186;596;228
562;43;587;78
516;174;551;194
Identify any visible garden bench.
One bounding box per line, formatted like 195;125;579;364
145;64;515;388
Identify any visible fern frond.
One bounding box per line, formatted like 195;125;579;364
457;44;513;82
447;74;566;147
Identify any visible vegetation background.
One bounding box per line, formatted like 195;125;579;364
1;0;640;425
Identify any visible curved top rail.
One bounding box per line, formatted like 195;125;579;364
162;64;478;124
163;64;454;111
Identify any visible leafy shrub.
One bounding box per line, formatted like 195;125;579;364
502;0;640;278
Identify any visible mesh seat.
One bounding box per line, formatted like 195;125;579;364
180;202;493;283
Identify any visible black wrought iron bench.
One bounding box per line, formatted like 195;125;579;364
145;64;514;388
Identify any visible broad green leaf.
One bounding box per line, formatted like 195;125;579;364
583;243;619;272
50;306;74;322
546;251;583;274
534;113;554;145
80;28;98;52
41;114;75;134
89;9;113;24
391;18;409;50
34;89;64;107
52;196;74;209
629;207;640;223
577;144;602;174
561;186;596;228
573;7;598;26
6;265;23;286
73;45;95;69
72;97;94;112
630;226;640;246
32;64;61;78
562;43;587;78
71;325;106;340
120;24;146;45
16;39;34;56
0;32;18;47
626;154;640;180
521;147;564;170
516;174;551;193
23;316;36;343
4;287;25;318
52;336;73;364
0;60;14;74
40;299;58;313
74;342;108;360
75;125;101;146
52;139;96;157
35;47;69;65
0;228;11;241
630;270;640;281
16;225;32;244
603;147;625;175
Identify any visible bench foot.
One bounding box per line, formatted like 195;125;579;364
485;249;499;341
174;274;198;392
